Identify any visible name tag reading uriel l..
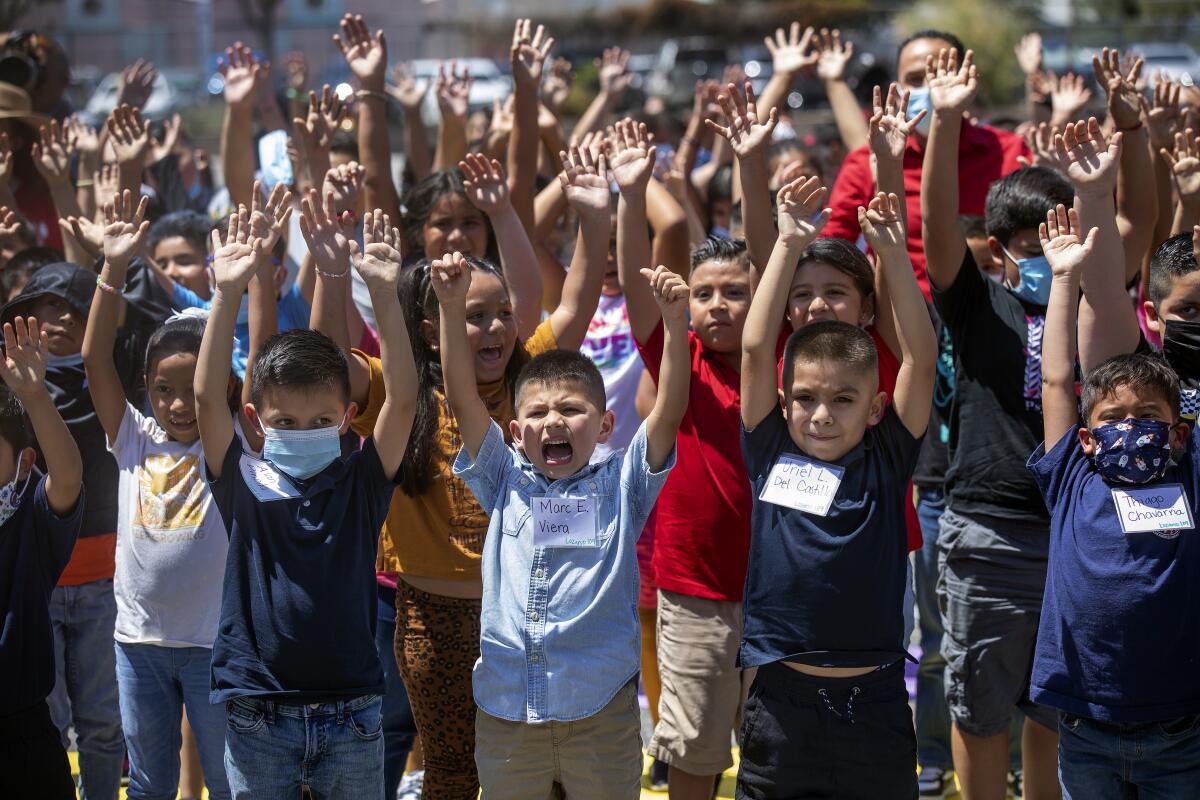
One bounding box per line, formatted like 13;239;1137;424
759;454;845;516
1111;484;1195;534
532;496;598;547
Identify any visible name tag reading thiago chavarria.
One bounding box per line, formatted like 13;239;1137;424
759;453;845;517
1110;484;1195;535
533;496;599;547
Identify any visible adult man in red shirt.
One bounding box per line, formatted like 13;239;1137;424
823;30;1029;301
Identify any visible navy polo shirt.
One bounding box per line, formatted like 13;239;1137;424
739;407;921;669
1028;427;1200;723
207;436;396;704
0;476;83;715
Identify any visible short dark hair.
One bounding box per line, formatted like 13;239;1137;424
1148;233;1197;308
984;166;1073;247
249;329;349;408
795;238;875;302
330;130;359;160
1081;353;1180;423
691;235;750;271
147;210;212;257
959;214;987;239
0;383;31;454
514;349;607;413
897;29;966;66
781;320;878;391
2;246;60;299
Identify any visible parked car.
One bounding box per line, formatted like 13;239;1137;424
1131;42;1200;86
84;69;177;124
406;57;511;127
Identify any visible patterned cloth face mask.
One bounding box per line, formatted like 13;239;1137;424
0;462;30;527
1092;418;1173;485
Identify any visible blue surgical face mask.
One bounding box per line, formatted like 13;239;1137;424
1001;247;1052;306
906;86;932;136
261;421;344;481
1092;418;1174;485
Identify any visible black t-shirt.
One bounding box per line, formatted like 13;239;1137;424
739;407;921;669
0;477;84;715
912;303;953;488
932;252;1050;522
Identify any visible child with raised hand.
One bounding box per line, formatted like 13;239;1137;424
0;315;84;800
194;203;416;798
1030;203;1200;797
436;247;687;799
737;173;936;799
81;189;249;800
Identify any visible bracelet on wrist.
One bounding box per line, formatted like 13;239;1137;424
355;89;387;102
96;276;120;296
1117;121;1144;133
75;179;95;188
315;262;351;279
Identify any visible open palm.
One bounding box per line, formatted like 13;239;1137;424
0;317;48;398
608;119;654;191
353;209;403;287
336;14;386;85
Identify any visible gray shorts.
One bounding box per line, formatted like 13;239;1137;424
936;508;1058;737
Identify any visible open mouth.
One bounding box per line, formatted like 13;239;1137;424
169;416;197;429
478;344;503;364
541;437;574;466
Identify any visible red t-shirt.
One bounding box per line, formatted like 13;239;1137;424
822;123;1028;301
637;321;751;602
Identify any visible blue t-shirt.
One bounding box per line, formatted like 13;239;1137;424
0;477;84;715
1028;427;1200;723
206;436;396;703
739;407;921;669
171;282;310;379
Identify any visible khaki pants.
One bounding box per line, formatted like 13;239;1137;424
475;680;642;800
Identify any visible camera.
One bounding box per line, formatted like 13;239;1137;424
0;31;42;91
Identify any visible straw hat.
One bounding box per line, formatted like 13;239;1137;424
0;81;48;125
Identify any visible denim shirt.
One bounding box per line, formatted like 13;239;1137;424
454;420;674;723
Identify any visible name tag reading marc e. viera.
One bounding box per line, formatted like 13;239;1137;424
759;454;844;516
1111;484;1194;535
532;496;598;547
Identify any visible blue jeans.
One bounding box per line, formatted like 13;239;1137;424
1059;713;1200;799
915;488;952;772
46;578;125;800
377;583;417;796
223;694;385;800
114;642;230;800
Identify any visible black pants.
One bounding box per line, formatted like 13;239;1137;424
736;661;917;800
0;700;76;800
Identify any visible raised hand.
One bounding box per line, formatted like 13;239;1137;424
67;116;100;163
1014;32;1043;76
94;162;119;215
869;83;925;164
106;104;150;166
511;19;554;91
1147;76;1182;150
764;22;818;76
640;265;689;323
430;251;472;305
334;13;387;90
219;42;267;109
149;113;181;164
436;61;473;122
926;48;978;115
293;85;347;159
387;63;428;110
248;180;294;257
101;189;150;267
691;79;722;124
1019;121;1060;168
298;188;353;277
61;213;103;262
1092;48;1144;131
813;28;854;83
557;144;610;217
282;52;308;93
1039;203;1098;278
322;160;365;217
542;57;574;115
596;47;632;97
1162;128;1200;203
32;120;76;185
706;81;778;160
775;174;831;244
1051;117;1123;193
858;191;906;255
459;153;511;215
1049;73;1092;127
117;59;157;110
210;207;263;292
351;208;404;288
0;317;49;400
608;118;656;193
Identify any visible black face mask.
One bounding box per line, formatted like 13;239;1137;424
1163;319;1200;380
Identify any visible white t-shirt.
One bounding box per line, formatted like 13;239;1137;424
110;404;229;648
581;293;644;462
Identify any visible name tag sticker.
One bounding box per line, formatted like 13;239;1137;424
1111;484;1194;535
759;454;844;516
239;454;301;502
532;496;598;547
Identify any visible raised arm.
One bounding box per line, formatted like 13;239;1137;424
921;49;978;292
291;87;345;195
433;62;471;173
1040;205;1097;449
218;43;267;210
549;146;610;350
431;252;491;459
460;153;542;338
641;266;690;471
610;119;662;344
741;176;830;429
32;121;83;222
813;29;868;152
758;23;818;120
106;105;150;198
196;210;261;477
1163;131;1200;236
573;47;632;140
387;63;433;183
0;318;81;513
508;19;554;237
352;210;416;479
1146;78;1181;251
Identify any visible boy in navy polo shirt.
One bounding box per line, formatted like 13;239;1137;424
737;178;936;798
1032;203;1200;797
436;251;689;799
0;316;84;798
194;204;416;798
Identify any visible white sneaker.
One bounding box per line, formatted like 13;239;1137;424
396;770;425;800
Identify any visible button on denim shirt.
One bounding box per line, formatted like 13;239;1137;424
454;419;674;723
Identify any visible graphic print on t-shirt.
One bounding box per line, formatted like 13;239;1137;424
133;452;209;541
1023;314;1045;412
